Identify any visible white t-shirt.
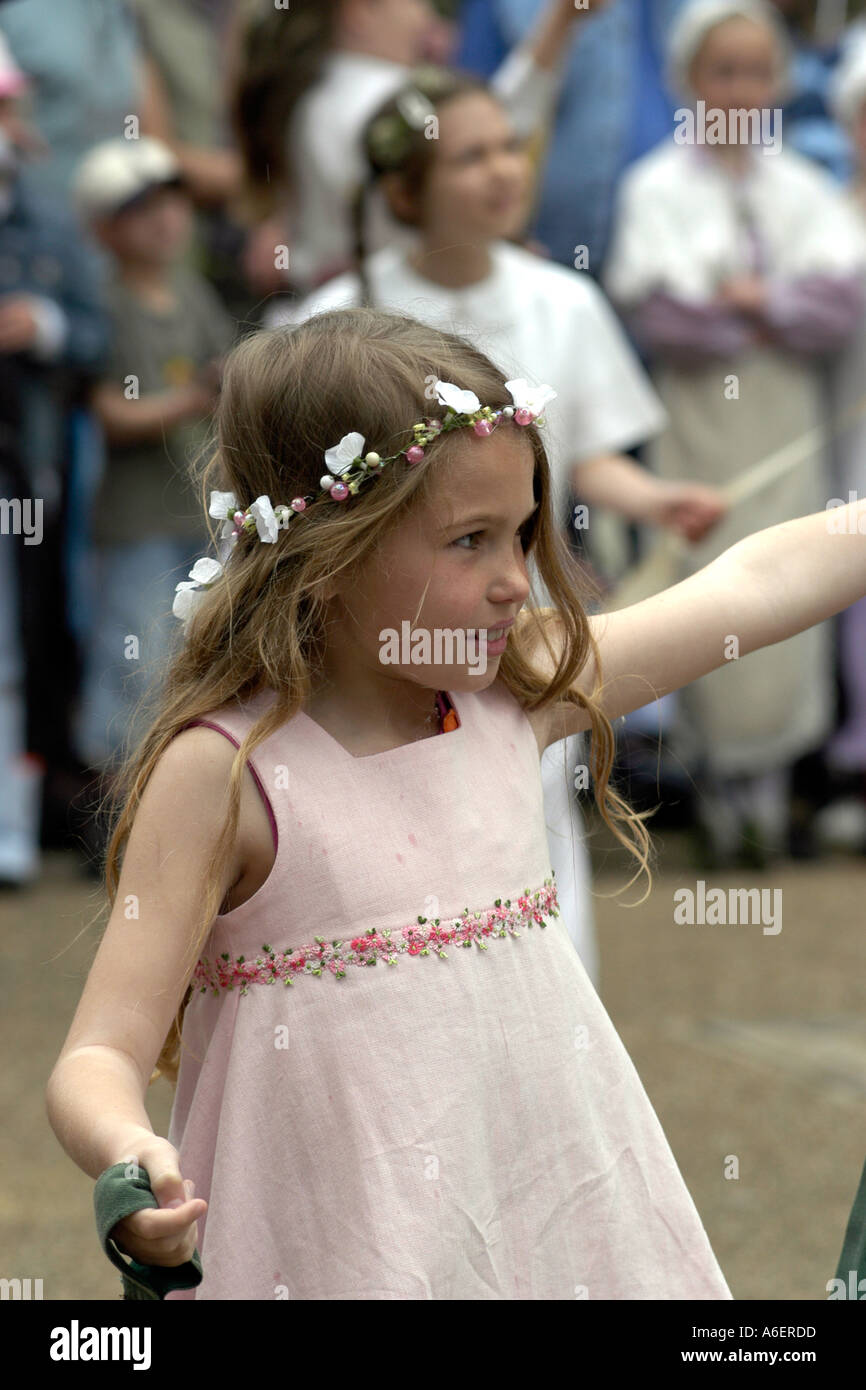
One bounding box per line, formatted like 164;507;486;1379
265;239;668;527
286;47;564;293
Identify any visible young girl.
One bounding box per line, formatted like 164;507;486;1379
229;0;587;296
45;308;866;1301
264;65;727;985
603;0;866;866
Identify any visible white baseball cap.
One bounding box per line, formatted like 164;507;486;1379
72;135;187;221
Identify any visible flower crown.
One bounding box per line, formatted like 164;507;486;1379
172;376;556;626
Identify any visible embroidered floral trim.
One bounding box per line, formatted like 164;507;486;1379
193;878;559;995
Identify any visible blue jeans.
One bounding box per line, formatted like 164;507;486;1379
74;536;202;769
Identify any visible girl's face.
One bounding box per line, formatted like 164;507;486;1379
327;425;536;694
689;17;781;115
411;92;533;245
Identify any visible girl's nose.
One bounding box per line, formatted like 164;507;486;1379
492;554;531;606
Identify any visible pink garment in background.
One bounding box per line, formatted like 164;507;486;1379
165;680;731;1300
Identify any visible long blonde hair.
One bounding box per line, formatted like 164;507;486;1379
99;308;656;1086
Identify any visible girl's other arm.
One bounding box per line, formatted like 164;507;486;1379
538;495;866;745
45;727;244;1185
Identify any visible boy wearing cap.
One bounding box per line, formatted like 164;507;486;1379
71;135;236;790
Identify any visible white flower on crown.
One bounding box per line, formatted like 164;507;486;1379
173;556;224;626
209;490;237;520
324;432;365;475
209;490;239;542
505;379;557;415
435;381;481;415
209;489;283;544
248;495;279;543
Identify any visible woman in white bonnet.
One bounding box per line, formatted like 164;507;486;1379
822;37;866;809
603;0;866;867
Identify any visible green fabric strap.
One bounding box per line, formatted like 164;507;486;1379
94;1162;203;1301
835;1156;866;1289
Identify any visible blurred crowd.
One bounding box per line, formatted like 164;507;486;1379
3;0;866;888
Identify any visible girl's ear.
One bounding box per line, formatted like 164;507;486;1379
380;171;420;227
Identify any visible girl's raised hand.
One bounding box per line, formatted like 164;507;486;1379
109;1139;208;1269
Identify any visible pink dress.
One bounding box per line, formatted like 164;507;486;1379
165;679;731;1300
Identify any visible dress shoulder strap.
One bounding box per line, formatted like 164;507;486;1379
180;689;283;852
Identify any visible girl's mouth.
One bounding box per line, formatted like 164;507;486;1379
469;621;514;656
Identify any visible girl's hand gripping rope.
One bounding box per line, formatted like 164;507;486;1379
105;1137;207;1269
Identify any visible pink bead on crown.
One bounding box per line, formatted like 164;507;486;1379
173;377;555;627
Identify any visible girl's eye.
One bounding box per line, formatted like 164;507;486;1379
452;524;535;552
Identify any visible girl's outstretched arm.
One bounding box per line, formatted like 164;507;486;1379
536;495;866;747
